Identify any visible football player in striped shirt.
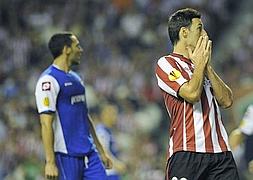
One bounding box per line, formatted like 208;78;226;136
35;32;112;180
155;8;239;180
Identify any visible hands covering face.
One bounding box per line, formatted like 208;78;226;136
187;35;212;68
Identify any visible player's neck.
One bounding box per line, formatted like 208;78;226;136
53;55;71;73
173;42;189;59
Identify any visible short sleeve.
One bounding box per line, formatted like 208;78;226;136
35;74;60;114
155;56;188;97
239;105;253;135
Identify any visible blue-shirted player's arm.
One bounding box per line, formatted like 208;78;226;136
40;113;58;179
87;114;113;169
35;74;59;179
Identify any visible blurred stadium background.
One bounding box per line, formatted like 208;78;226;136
0;0;253;179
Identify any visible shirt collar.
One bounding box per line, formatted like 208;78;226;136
170;53;192;64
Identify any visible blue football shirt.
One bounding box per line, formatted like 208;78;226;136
35;65;95;156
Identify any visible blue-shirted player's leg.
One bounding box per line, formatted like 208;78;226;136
55;153;83;180
83;151;107;180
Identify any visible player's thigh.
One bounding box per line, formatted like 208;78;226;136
55;153;83;180
166;152;208;180
207;152;239;180
83;151;107;180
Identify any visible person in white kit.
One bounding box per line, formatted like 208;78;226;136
230;104;253;173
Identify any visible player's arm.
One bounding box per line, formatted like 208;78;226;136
178;62;206;103
35;75;60;179
204;34;233;108
230;105;253;149
40;113;58;178
96;127;126;174
206;65;233;108
179;35;211;103
107;153;126;174
88;114;113;169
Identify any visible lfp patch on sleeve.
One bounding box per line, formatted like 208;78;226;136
43;97;50;107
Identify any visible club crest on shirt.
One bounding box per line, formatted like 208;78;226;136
168;68;181;81
42;82;51;91
43;97;50;107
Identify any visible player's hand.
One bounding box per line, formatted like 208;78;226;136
187;35;212;69
115;161;127;174
45;162;58;179
101;153;113;169
229;129;243;150
248;160;253;173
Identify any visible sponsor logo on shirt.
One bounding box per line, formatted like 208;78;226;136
64;82;73;86
42;82;51;91
43;97;50;107
71;95;85;105
168;68;181;81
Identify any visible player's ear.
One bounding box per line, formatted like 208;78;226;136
179;27;188;40
63;45;71;55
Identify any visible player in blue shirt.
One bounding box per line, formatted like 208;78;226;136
35;32;112;180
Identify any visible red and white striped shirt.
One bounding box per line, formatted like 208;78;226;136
155;53;230;159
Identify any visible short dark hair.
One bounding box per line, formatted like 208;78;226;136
48;32;73;59
168;8;201;45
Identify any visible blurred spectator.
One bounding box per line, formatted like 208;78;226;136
229;104;253;180
95;104;127;180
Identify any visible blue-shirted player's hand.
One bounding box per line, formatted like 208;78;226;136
101;153;113;169
45;162;58;179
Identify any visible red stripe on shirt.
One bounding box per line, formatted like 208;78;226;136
213;99;228;151
185;103;196;151
170;53;194;73
201;90;214;152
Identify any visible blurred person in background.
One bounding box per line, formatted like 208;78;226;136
35;32;112;180
95;104;126;180
155;8;239;180
230;104;253;175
